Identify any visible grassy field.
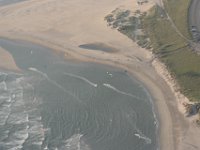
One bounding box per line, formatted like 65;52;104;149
163;0;191;38
143;0;200;102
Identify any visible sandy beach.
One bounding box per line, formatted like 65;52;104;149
0;0;200;149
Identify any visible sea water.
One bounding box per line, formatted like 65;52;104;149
0;0;28;6
0;38;158;150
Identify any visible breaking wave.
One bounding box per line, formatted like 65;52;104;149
61;134;90;150
29;67;82;102
0;71;46;150
64;72;98;87
135;129;152;144
103;83;143;100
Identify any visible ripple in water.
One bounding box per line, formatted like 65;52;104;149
0;38;158;150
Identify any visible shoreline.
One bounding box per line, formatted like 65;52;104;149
0;35;175;150
0;0;200;149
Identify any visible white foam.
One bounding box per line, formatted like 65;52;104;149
7;112;28;124
32;141;43;146
64;134;84;150
0;81;7;91
28;122;47;147
16;77;24;84
142;86;159;129
103;83;142;100
134;129;152;144
5;138;24;150
34;116;42;121
11;94;16;99
106;72;113;77
0;95;9;99
6;97;12;102
29;124;44;133
0;105;11;125
64;72;98;87
12;129;29;144
29;67;48;78
12;90;24;107
7;145;23;150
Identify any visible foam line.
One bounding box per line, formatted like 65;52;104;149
29;68;82;102
0;81;7;91
64;134;83;150
29;67;48;78
103;83;142;100
64;72;98;87
135;129;152;144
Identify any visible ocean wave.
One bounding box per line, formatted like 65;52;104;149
62;134;91;150
106;72;113;77
135;129;152;144
103;83;142;100
64;72;98;87
0;104;11;126
7;145;23;150
142;86;159;129
0;71;47;149
7;112;28;124
7;127;29;149
29;67;48;78
0;81;7;91
29;67;82;102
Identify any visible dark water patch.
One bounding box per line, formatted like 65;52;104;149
79;43;118;52
0;38;59;71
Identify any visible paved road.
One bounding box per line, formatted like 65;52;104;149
189;0;200;29
189;0;200;36
188;0;200;52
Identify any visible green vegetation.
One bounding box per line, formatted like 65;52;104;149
163;0;191;38
104;8;150;48
105;0;200;102
143;0;200;102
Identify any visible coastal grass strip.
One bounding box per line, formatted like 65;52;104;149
143;0;200;102
104;0;200;102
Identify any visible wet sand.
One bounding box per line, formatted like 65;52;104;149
0;46;20;71
0;0;200;150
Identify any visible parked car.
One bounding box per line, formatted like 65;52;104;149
191;26;197;32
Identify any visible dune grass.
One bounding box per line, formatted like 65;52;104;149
143;0;200;102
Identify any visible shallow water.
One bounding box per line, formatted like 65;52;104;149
0;0;28;6
0;38;158;150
